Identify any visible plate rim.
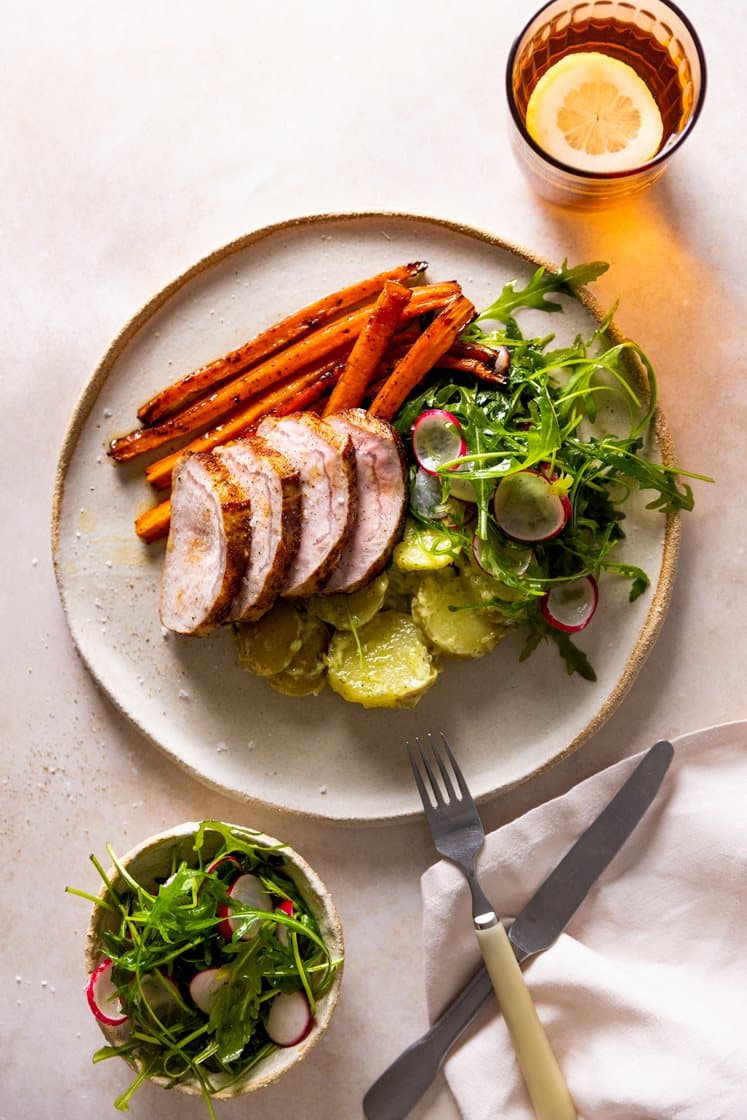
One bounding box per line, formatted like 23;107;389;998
50;209;681;825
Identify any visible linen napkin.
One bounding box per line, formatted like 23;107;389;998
421;721;747;1120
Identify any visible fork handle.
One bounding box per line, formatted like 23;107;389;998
475;918;577;1120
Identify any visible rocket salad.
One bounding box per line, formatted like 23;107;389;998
67;822;342;1117
392;260;703;682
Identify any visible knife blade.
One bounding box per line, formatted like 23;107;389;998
363;740;674;1120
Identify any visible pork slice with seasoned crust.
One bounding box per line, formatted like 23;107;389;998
160;450;252;635
216;436;302;621
257;412;357;597
323;408;407;593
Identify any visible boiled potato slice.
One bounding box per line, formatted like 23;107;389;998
234;601;303;677
412;569;513;659
394;518;460;572
326;610;437;708
267;614;330;697
383;562;422;613
460;558;526;603
308;572;389;630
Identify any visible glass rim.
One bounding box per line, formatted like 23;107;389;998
504;0;708;181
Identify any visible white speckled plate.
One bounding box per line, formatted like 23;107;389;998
51;212;679;824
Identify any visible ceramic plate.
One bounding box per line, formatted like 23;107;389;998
52;212;679;824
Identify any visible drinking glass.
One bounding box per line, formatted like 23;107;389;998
505;0;707;209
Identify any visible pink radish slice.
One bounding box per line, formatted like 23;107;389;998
218;873;272;940
86;958;128;1027
266;989;313;1047
275;899;293;946
472;535;533;577
541;576;598;632
411;468;474;526
206;855;242;878
189;967;229;1015
493;345;511;375
443;499;477;531
471;534;492;575
411;467;448;520
140;971;182;1023
445;465;478;503
412;410;467;475
493;470;571;542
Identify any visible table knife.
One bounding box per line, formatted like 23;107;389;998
363;739;674;1120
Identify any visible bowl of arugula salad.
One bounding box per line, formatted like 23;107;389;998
74;820;344;1114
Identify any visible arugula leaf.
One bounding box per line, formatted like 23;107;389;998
210;940;263;1063
532;624;597;681
470;259;609;326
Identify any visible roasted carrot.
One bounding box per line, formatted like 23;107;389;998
449;340;504;363
369;295;476;421
109;282;460;463
437;341;510;386
136;368;343;536
137;261;428;425
322;280;412;416
145;358;344;490
135;499;171;543
363;374;388;403
435;354;507;384
273;367;339;416
369;338;500;386
361;337;493;401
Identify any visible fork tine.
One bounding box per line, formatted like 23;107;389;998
414;735;445;806
406;739;437;813
427;731;459;803
438;731;470;800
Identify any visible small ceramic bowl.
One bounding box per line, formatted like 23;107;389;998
85;820;344;1102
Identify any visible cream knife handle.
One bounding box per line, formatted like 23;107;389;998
475;919;577;1120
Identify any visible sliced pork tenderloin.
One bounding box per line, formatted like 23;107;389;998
257;412;357;597
216;436;302;621
323;409;407;593
160;451;252;635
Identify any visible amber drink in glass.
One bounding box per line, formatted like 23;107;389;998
506;0;706;208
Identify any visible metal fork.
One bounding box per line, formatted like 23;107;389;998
408;732;576;1120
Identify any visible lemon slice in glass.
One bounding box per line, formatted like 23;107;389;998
525;51;664;173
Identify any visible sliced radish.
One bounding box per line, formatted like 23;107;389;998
472;534;533;577
265;989;313;1047
411;467;448;520
412;410;467;475
443;498;477;531
86;957;128;1027
140;971;182;1023
541;575;598;632
189;967;229;1015
471;534;492;574
493;470;571;542
218;873;272;940
206;854;242;879
445;464;478;503
275;899;294;946
493;345;511;376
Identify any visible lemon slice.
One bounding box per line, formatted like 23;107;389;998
525;51;664;173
